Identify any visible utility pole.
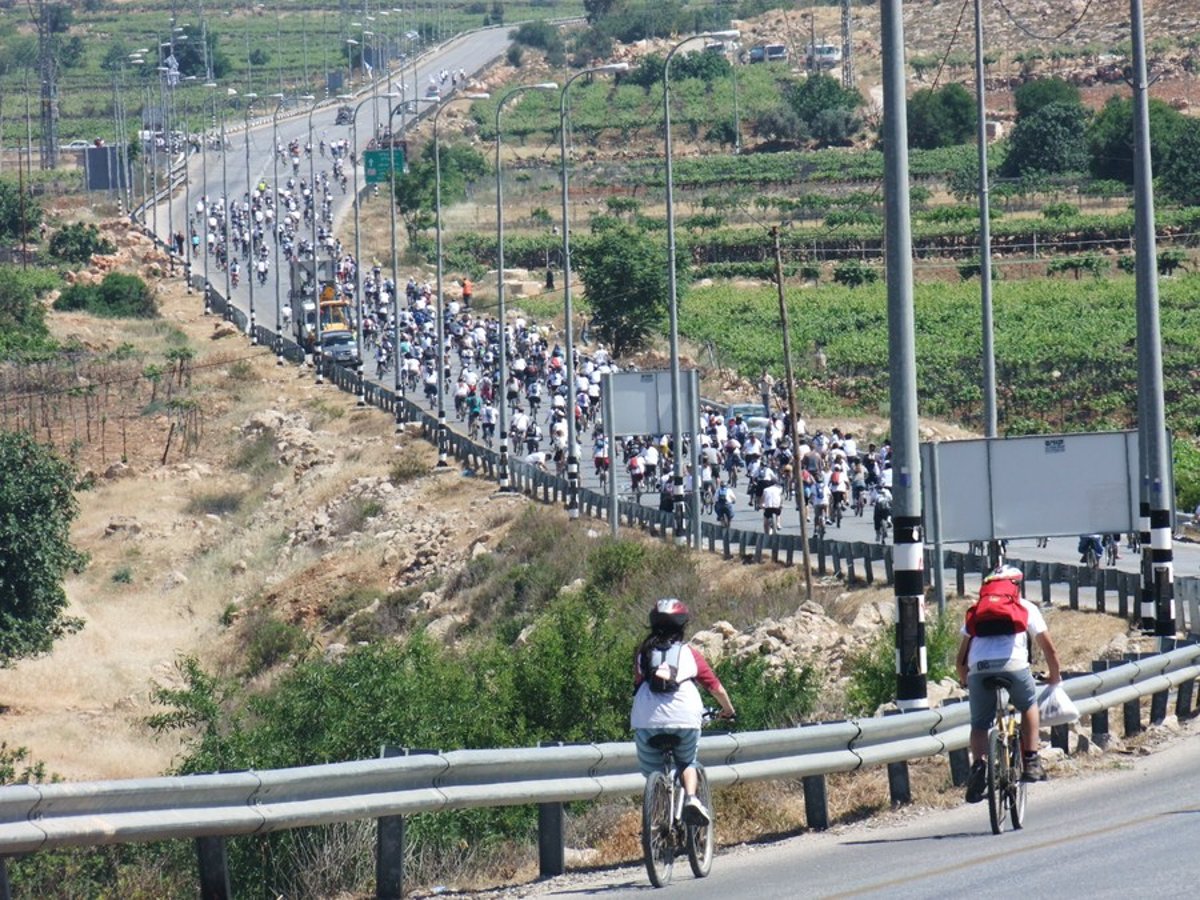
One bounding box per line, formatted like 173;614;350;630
841;0;855;89
881;0;927;710
1130;0;1175;639
772;227;813;602
34;0;59;170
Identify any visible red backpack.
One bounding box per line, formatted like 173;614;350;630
965;578;1028;637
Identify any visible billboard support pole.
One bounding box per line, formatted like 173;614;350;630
928;441;946;614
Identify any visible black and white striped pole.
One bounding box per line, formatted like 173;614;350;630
1130;0;1175;639
881;0;927;710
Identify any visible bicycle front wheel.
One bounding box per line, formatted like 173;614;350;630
1009;736;1027;830
986;728;1009;835
687;768;715;878
642;771;675;888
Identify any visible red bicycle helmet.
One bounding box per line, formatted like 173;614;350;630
649;598;690;632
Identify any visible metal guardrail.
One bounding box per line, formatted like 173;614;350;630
2;642;1198;860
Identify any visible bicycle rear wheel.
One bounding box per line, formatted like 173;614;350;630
687;768;715;878
986;728;1009;835
642;771;675;887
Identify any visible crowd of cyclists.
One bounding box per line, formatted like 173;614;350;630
189;117;898;544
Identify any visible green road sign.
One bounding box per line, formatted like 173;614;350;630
364;148;406;183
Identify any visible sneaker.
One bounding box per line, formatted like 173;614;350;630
1021;754;1048;782
964;760;987;804
682;795;711;826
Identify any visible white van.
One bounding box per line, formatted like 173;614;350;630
807;43;842;68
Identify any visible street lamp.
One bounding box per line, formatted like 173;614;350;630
663;31;738;543
350;90;400;405
560;63;628;517
243;92;260;342
433;91;490;467
386;94;430;431
220;87;237;316
497;82;558;491
269;92;286;365
179;75;197;295
201;80;218;314
302;93;324;383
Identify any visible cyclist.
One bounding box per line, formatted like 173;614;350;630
957;565;1062;804
632;599;736;826
713;482;736;527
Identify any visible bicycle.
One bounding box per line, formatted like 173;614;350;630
984;679;1027;834
641;712;723;888
829;493;844;529
812;508;826;542
1104;534;1119;567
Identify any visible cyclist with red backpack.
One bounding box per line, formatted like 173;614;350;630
632;599;736;825
957;565;1061;803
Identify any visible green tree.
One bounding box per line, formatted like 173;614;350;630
0;178;43;240
393;142;488;246
1158;119;1200;206
1001;102;1090;176
49;222;116;263
906;82;974;149
575;222;675;356
784;74;862;146
1087;94;1188;184
1013;77;1081;120
0;431;86;665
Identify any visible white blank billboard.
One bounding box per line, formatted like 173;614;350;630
606;370;698;437
922;431;1140;542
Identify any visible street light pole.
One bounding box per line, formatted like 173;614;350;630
351;91;399;406
497;82;558;491
202;80;216;314
560;63;628;517
434;91;490;467
270;92;286;365
243;92;260;342
220;88;235;312
664;31;738;543
303;94;324;384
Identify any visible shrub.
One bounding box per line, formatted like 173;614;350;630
55;272;157;318
48;222;116;263
185;491;243;517
1042;201;1079;220
389;446;428;484
242;615;309;676
832;259;880;287
844;611;959;716
111;566;133;584
506;44;523;67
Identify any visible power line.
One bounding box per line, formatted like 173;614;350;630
993;0;1098;42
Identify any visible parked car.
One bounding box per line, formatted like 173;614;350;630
724;402;771;433
806;43;842;68
60;140;90;150
320;330;359;367
749;43;788;64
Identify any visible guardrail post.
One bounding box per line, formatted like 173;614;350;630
863;545;874;584
537;741;567;877
955;553;965;596
1068;567;1080;610
1123;695;1143;737
1175;677;1194;719
196;836;232;900
1118;572;1130;619
1041;571;1052;608
883;547;894;585
1090;661;1111;747
538;801;566;877
948;747;970;786
377;746;407;899
1095;570;1106;613
1150;688;1169;725
886;761;911;806
802;774;829;830
1;857;10;900
1050;724;1070;753
816;539;827;575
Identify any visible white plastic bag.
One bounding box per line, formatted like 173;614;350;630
1038;683;1080;727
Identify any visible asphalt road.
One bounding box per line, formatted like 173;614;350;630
533;729;1200;899
150;26;1200;590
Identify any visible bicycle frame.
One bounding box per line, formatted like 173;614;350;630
986;683;1027;834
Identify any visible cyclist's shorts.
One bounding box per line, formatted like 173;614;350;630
763;507;781;518
967;667;1038;730
634;727;699;777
